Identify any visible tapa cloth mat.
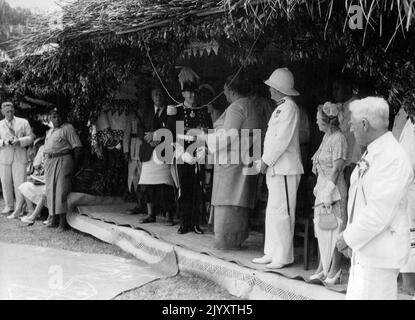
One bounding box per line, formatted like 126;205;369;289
0;242;168;300
75;202;347;293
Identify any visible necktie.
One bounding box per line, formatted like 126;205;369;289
6;120;15;137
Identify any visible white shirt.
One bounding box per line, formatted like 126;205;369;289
154;105;165;117
4;117;15;138
344;131;413;268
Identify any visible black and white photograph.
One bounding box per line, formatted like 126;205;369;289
0;0;415;304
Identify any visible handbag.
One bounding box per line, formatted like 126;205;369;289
318;204;338;231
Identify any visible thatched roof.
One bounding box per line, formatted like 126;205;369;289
12;0;415;57
2;0;415;118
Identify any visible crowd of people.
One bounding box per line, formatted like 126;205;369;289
1;65;414;300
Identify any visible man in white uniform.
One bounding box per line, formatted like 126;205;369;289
398;114;415;295
337;97;413;300
0;102;33;216
252;68;304;269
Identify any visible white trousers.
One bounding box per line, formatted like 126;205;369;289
264;174;301;264
0;162;27;210
346;261;399;300
401;183;415;273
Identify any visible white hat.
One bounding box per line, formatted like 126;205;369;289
264;67;299;96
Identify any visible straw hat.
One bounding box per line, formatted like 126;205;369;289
264;67;299;96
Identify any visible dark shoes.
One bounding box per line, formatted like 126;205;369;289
43;215;59;228
140;215;156;223
177;225;204;234
177;225;189;234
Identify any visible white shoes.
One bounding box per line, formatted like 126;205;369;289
309;271;326;281
7;211;22;219
265;262;286;269
252;255;272;264
21;216;35;224
324;269;342;285
2;207;13;214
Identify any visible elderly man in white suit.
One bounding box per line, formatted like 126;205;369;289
0;102;33;217
252;68;304;269
336;97;413;300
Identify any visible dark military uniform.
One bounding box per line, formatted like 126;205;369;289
169;103;212;233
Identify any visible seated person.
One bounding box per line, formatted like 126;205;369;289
7;120;48;221
18;144;47;225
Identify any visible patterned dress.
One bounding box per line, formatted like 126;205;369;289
312;131;348;225
311;130;348;274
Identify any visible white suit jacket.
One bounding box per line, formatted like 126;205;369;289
344;132;414;269
399;119;415;170
0;116;33;165
262;97;304;175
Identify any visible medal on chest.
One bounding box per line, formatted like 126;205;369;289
189;110;195;118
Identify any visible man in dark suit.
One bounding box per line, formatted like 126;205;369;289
138;86;176;224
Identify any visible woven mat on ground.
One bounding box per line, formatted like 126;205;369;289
0;242;170;300
71;194;347;293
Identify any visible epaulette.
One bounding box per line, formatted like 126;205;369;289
276;98;286;107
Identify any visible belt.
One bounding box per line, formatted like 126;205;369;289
130;133;139;138
45;150;72;159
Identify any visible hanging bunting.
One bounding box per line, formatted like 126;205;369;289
182;40;220;59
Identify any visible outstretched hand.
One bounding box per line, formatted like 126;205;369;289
144;132;154;144
11;138;21;146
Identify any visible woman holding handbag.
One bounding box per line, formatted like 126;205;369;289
310;102;348;284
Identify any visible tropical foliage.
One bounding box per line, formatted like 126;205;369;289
1;0;415;116
1;0;414;195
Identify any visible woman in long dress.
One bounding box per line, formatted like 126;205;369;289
310;102;348;284
192;74;261;249
43;107;82;229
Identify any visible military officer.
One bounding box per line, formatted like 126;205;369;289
252;68;304;269
168;69;212;234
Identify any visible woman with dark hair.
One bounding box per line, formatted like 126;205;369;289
310;102;348;284
190;73;261;249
